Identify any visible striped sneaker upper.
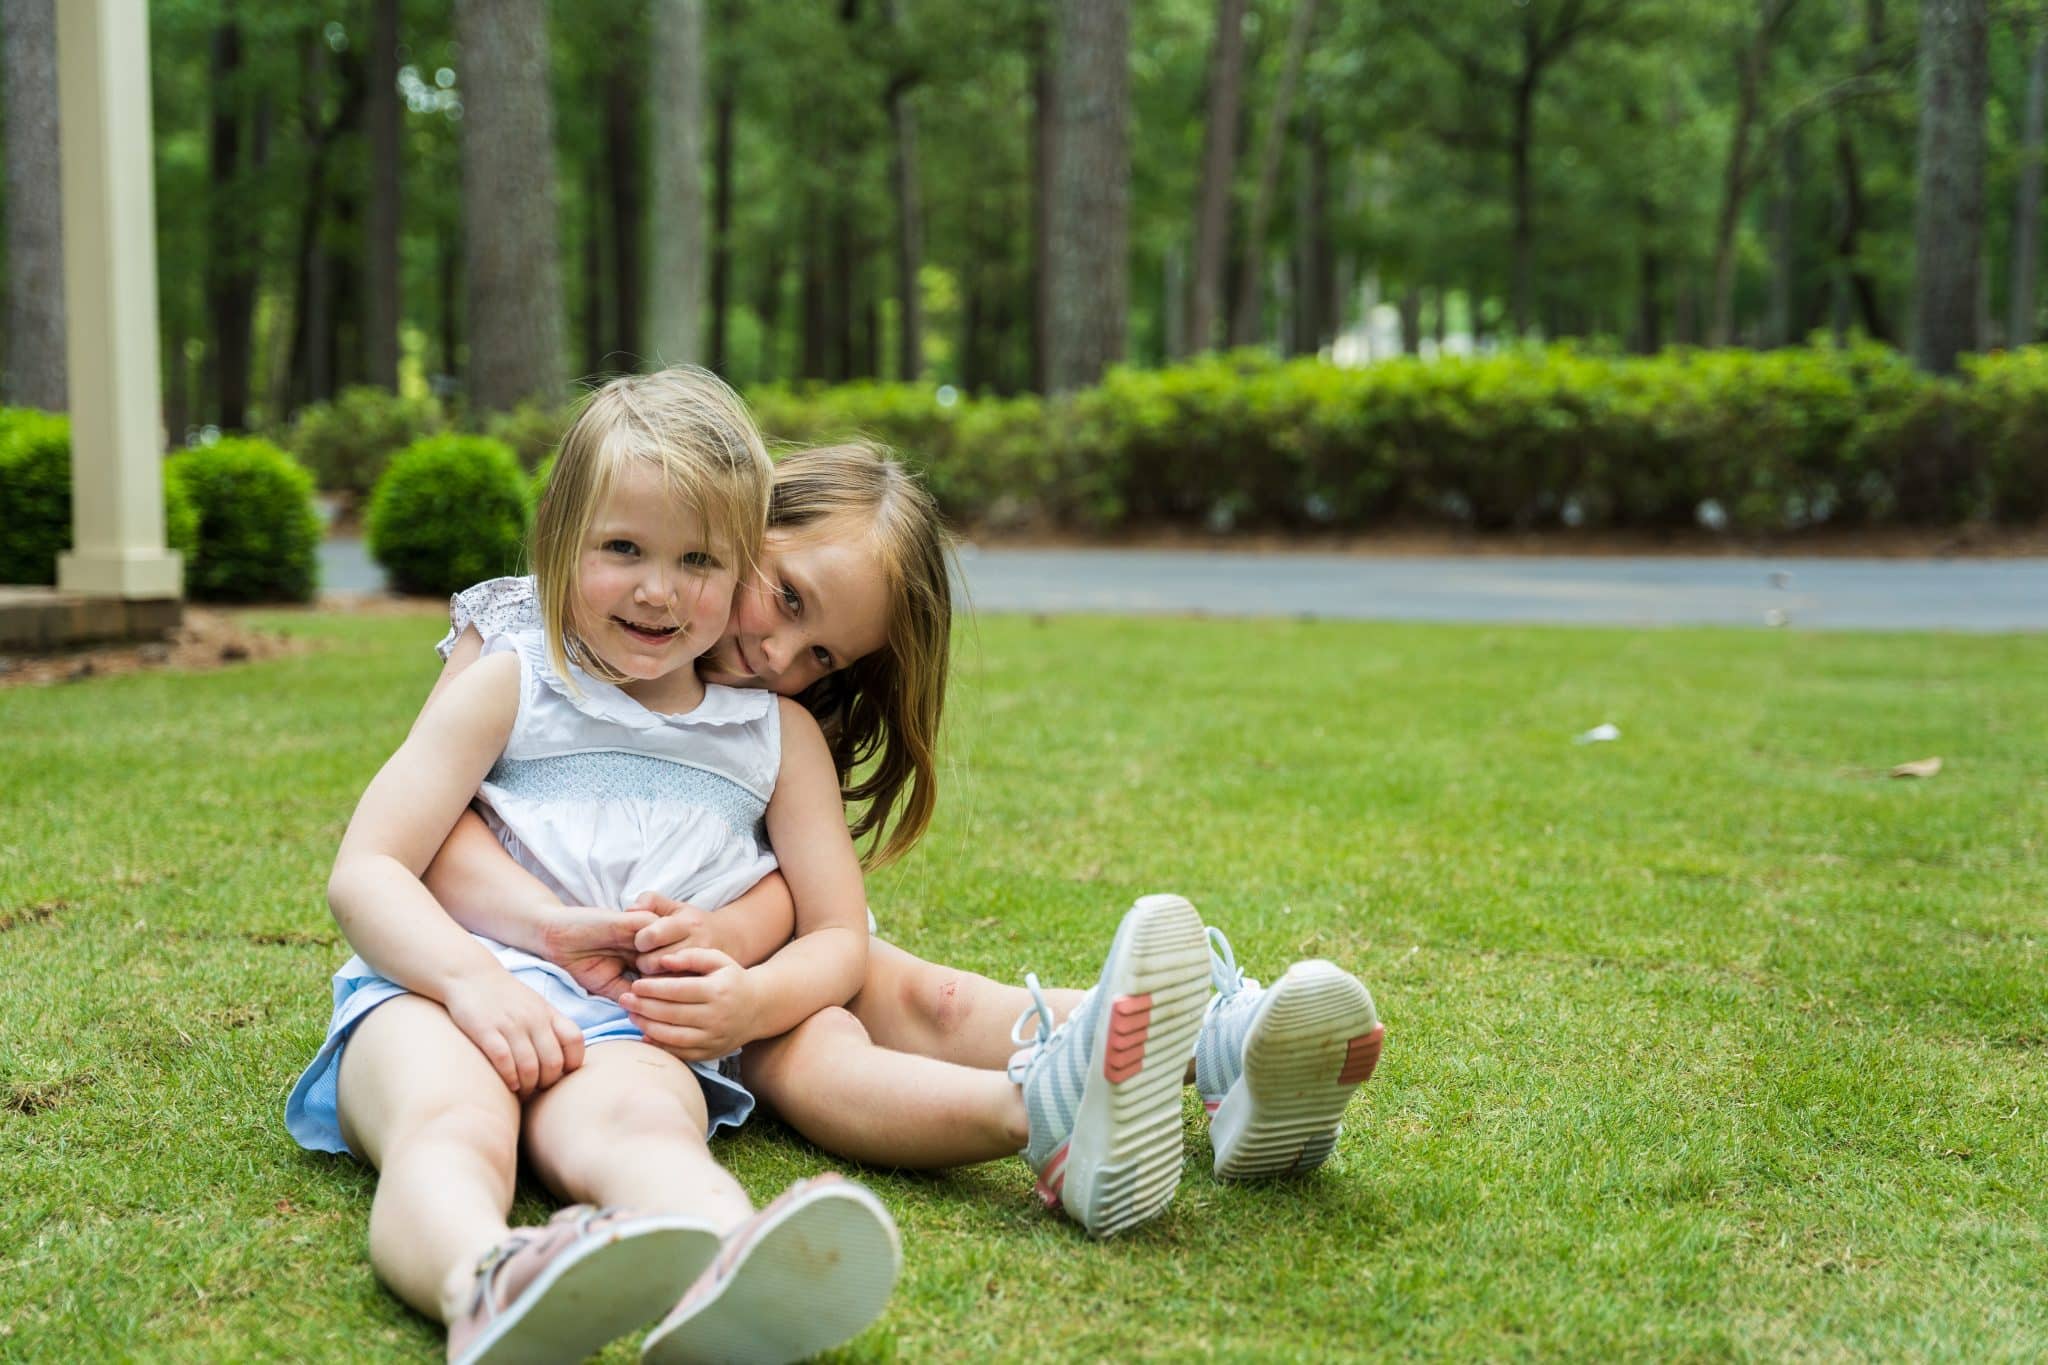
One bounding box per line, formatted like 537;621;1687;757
1194;928;1264;1112
1009;977;1103;1176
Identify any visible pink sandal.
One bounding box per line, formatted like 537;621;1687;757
640;1174;900;1365
448;1204;720;1365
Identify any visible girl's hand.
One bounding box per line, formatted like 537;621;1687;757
441;969;585;1095
534;903;660;1002
628;893;724;974
619;948;758;1061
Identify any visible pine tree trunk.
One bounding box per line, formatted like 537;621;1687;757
647;0;705;367
1229;0;1319;348
1769;130;1801;347
1;0;66;410
581;159;608;374
709;79;736;374
457;0;566;411
883;0;925;382
364;0;402;389
1044;0;1131;393
606;52;645;366
1031;16;1056;392
2010;34;2047;345
208;19;256;429
1909;0;1988;374
1187;0;1248;356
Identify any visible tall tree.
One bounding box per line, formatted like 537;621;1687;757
1229;0;1319;348
883;0;926;382
1709;0;1802;345
647;0;706;367
606;38;646;368
2011;31;2047;344
456;0;565;410
1044;0;1130;393
1408;0;1632;336
364;0;402;389
708;55;737;374
1909;0;1988;373
1;0;66;410
206;15;261;429
1187;0;1248;356
1031;8;1055;391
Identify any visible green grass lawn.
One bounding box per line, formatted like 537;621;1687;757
3;608;2045;1360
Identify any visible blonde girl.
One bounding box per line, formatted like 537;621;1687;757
285;371;898;1365
425;440;1385;1238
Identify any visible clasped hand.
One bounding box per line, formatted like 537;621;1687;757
535;892;756;1062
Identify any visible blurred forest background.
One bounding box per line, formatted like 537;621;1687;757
0;0;2035;433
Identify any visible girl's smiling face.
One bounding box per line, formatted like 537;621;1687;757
698;517;892;696
573;461;738;702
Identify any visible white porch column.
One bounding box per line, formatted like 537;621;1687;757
54;0;181;599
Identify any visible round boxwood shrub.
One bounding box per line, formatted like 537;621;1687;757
366;434;527;596
168;437;323;602
0;411;201;585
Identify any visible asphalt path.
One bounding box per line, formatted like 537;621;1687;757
317;538;2048;632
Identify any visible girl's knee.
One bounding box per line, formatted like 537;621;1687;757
794;1004;870;1046
743;1006;869;1093
896;961;975;1039
388;1093;520;1169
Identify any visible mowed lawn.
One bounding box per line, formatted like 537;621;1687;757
3;607;2045;1361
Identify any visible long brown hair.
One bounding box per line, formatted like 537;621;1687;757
770;443;952;868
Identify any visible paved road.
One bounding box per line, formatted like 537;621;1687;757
318;539;2048;631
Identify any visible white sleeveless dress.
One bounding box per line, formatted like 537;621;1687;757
285;626;779;1155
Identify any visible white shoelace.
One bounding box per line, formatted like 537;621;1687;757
1005;972;1058;1083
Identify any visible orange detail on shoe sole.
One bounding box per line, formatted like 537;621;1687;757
1338;1025;1385;1086
1103;994;1153;1082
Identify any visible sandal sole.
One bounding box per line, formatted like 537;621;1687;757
640;1183;900;1365
458;1217;721;1365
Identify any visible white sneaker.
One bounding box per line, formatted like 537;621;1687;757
1009;893;1211;1237
1196;928;1383;1180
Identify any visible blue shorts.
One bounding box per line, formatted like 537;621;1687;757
284;938;754;1157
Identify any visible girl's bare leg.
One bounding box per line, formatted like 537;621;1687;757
850;939;1086;1071
336;996;522;1323
742;1007;1028;1168
521;1041;754;1234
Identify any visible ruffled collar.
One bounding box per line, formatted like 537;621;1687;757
492;630;774;731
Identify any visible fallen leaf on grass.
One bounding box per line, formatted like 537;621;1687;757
1889;756;1942;779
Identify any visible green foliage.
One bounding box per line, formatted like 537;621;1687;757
365;435;528;597
0;410;202;587
482;399;577;472
748;344;2048;535
168;438;322;603
0;411;74;586
286;388;448;498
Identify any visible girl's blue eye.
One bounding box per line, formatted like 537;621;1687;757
780;583;802;615
684;551;718;569
603;539;638;556
811;645;833;670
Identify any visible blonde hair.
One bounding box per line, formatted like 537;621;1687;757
531;368;771;687
771;443;952;869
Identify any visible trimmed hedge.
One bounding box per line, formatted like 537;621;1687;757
366;434;528;597
0;409;201;586
168;437;323;602
747;343;2048;534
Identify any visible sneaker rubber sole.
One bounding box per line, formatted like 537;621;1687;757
1209;959;1382;1181
640;1181;900;1365
456;1216;722;1365
1052;893;1211;1238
